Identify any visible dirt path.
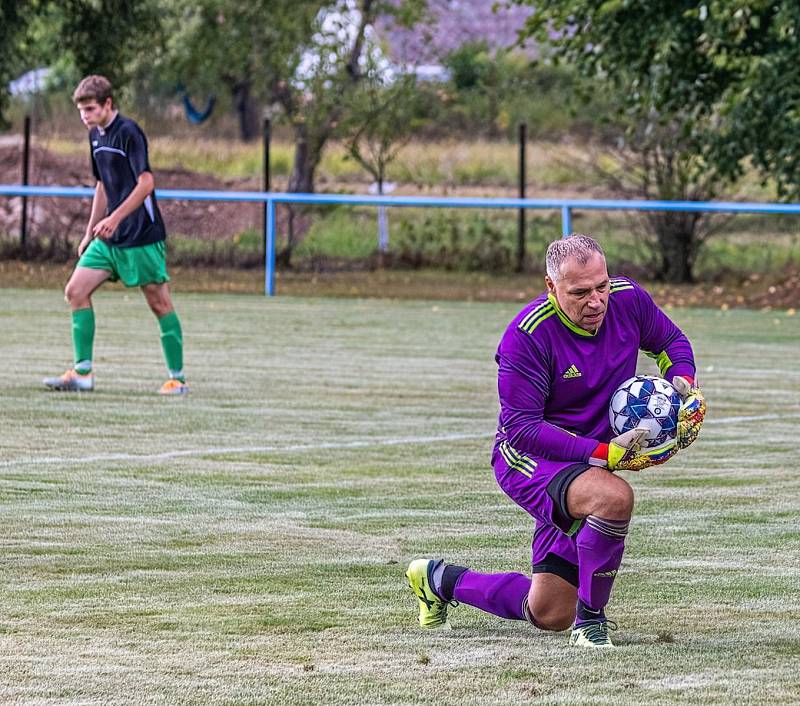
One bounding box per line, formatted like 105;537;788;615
0;144;262;242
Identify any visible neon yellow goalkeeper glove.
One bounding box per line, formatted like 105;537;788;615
590;428;678;472
672;375;706;449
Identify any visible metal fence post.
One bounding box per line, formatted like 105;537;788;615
265;197;276;296
561;205;572;237
517;123;526;271
20;115;31;248
262;118;270;255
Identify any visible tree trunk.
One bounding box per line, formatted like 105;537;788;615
232;80;258;142
288;125;318;194
279;124;322;267
651;212;698;283
279;207;295;268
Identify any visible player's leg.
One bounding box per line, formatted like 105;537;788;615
406;450;579;630
407;554;577;632
563;466;633;646
43;260;110;391
141;281;188;395
126;240;188;395
525;530;579;631
423;529;580;630
526;572;577;631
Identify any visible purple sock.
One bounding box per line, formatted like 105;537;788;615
452;570;531;621
575;516;628;624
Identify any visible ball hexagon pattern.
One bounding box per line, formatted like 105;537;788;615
609;375;680;448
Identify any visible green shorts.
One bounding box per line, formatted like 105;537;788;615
78;238;170;287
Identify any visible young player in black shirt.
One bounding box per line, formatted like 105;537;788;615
44;75;189;395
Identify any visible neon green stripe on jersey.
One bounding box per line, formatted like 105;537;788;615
518;302;555;334
643;349;674;376
498;441;538;478
525;281;631;338
519;300;551;327
609;277;633;292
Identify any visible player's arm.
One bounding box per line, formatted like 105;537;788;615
497;340;599;462
500;347;673;470
635;282;706;448
78;181;107;256
92;171;154;239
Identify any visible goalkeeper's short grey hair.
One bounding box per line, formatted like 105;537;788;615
545;234;605;282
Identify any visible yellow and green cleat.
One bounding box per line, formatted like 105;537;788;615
569;621;616;648
406;559;453;630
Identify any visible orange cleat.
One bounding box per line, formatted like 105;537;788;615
43;369;94;391
158;379;190;396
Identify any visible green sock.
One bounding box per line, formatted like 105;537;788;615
158;311;184;381
72;307;95;372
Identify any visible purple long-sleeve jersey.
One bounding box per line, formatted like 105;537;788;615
494;277;696;462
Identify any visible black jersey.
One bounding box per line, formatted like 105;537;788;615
89;113;167;248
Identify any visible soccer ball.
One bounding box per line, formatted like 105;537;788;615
608;375;680;448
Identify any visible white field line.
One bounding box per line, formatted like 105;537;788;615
2;412;800;470
0;431;489;469
705;412;800;424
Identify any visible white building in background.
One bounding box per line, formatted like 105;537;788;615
377;0;536;76
8;68;52;96
296;0;536;87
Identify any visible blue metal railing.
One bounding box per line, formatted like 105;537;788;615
3;184;800;295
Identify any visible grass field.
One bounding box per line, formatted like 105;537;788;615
1;288;799;705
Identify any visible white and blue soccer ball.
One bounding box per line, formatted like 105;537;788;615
609;375;680;448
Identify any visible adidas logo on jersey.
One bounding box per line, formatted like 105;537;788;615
562;364;582;379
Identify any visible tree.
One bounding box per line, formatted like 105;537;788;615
159;3;424;175
0;0;45;129
345;74;423;193
443;41;506;138
343;72;427;254
58;0;163;89
514;0;800;281
698;3;800;198
579;130;723;284
0;0;164;129
272;0;417;195
155;0;427;262
157;0;321;142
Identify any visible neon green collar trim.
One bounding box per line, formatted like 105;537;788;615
547;293;596;337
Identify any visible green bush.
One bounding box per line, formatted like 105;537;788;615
437;44;616;140
393;211;517;272
167;231;262;267
294;209;376;260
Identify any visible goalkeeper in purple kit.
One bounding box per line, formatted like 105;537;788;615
406;234;706;647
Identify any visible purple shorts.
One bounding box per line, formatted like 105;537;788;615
493;440;591;571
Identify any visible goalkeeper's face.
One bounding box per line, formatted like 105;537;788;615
546;252;610;333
